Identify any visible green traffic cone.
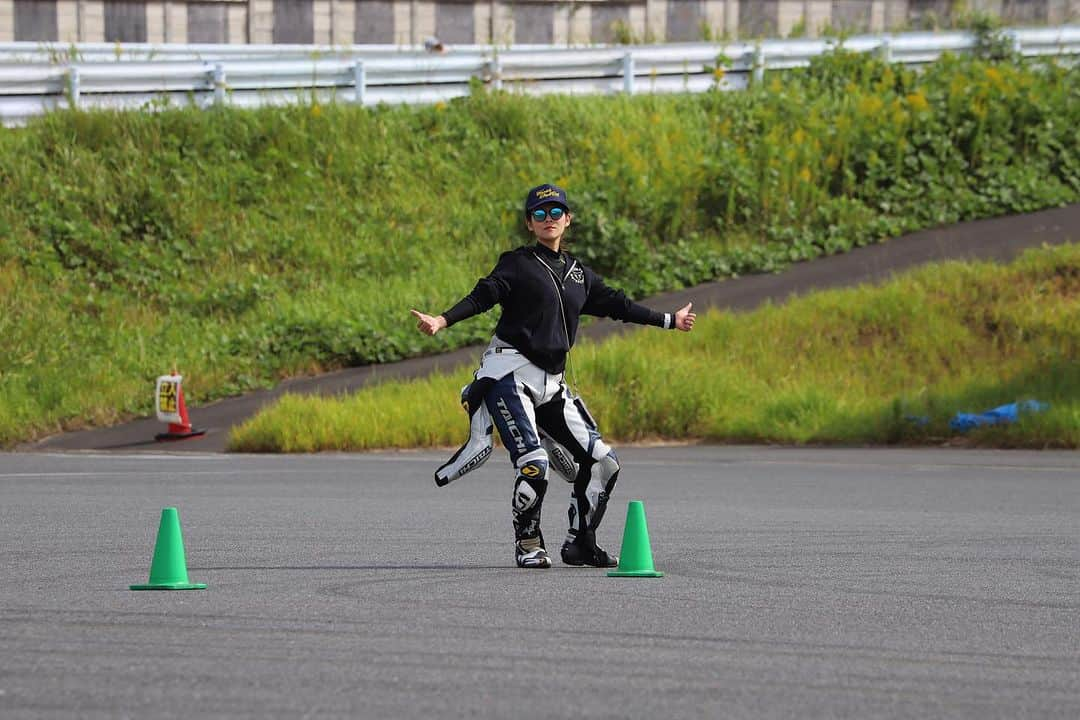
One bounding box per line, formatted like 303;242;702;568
608;500;663;578
130;507;207;591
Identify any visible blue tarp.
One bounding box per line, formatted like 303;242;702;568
949;400;1049;432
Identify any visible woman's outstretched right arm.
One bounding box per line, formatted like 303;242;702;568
410;251;515;337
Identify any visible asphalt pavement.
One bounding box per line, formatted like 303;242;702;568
1;446;1077;719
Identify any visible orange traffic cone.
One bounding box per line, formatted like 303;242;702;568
155;371;206;442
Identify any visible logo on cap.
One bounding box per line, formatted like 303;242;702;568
526;184;569;212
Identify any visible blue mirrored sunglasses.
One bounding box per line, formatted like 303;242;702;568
530;206;566;222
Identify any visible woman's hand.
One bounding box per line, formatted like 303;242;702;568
674;302;696;332
411;309;447;336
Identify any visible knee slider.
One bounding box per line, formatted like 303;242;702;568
596;451;620;489
542;437;578;483
513;460;549;512
584;451;619;525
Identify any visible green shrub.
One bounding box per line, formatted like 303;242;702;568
1;52;1077;446
230;244;1080;451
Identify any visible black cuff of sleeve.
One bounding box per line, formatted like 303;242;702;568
441;299;474;327
642;309;667;328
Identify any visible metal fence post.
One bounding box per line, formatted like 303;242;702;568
1009;31;1022;55
490;55;502;90
213;63;226;106
353;60;366;105
68;66;80;109
752;45;765;84
622;52;635;95
878;37;892;64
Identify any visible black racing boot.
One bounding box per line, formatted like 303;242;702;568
512;469;550;569
560;529;618;568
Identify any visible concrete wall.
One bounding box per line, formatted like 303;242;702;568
0;1;12;41
187;1;227;42
104;0;148;42
13;0;59;40
355;0;393;42
4;0;1077;44
250;0;272;42
590;0;629;42
83;0;106;41
56;0;78;41
435;0;473;44
514;1;554;43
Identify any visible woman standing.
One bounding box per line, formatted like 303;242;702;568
412;184;696;569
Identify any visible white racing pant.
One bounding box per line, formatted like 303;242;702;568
435;337;620;548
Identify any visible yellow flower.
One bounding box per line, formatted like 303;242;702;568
985;67;1003;87
713;66;726;82
798;167;812;183
878;67;895;90
949;76;966;99
310;103;323;118
857;95;884;118
792;128;806;146
906;91;929;113
434;101;447;112
890;99;908;127
825;154;840;170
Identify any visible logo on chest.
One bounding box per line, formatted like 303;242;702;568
568;267;584;284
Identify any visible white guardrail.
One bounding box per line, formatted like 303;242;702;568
0;26;1077;125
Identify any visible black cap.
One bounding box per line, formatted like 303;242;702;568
524;184;570;214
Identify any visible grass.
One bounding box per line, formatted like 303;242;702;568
228;243;1080;452
1;50;1077;447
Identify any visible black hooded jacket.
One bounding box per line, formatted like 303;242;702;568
441;243;672;374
